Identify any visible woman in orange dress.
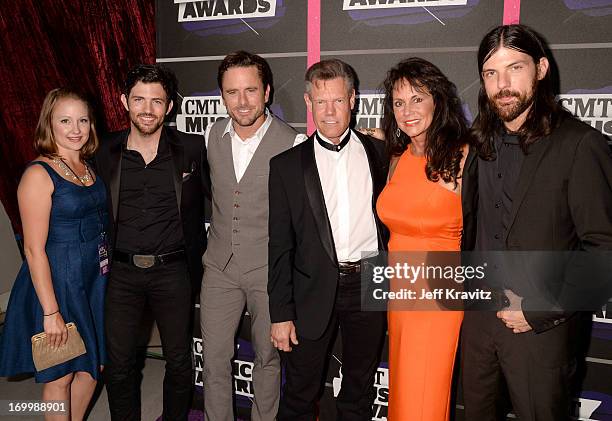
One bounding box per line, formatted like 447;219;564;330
376;58;473;420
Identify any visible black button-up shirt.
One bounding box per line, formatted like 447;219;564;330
475;132;525;251
115;133;184;254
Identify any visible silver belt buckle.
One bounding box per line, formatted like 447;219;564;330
133;254;155;268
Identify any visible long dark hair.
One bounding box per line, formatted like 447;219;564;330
473;24;567;159
381;57;472;184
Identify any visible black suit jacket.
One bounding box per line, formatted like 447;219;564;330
94;126;210;287
268;132;389;340
462;115;612;332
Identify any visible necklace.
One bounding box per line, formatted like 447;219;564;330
52;157;92;185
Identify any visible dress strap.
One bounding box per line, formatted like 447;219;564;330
28;160;62;187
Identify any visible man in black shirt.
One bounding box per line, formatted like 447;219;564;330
460;25;612;420
95;64;209;421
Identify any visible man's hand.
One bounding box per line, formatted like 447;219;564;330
271;321;299;352
496;290;532;334
357;127;385;141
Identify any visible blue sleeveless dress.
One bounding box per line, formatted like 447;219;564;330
0;161;107;383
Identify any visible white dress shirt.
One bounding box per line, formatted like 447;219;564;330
314;129;378;262
205;111;307;182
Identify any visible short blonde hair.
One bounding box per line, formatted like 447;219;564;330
34;88;99;159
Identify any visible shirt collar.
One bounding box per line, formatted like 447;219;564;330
316;127;351;147
223;109;272;144
502;132;521;145
122;127;168;153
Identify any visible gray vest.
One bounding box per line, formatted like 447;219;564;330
204;116;297;273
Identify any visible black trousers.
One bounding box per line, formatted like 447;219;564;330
278;272;386;421
461;311;576;421
105;260;193;421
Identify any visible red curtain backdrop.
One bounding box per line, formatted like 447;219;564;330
0;0;155;234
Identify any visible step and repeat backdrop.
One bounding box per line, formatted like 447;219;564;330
157;1;612;419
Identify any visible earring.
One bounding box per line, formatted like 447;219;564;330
396;128;401;138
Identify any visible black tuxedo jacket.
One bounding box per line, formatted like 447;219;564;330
462;115;612;332
94;126;210;287
268;131;389;340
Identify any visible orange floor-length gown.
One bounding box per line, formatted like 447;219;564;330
377;148;464;421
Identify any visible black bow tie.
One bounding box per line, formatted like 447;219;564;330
316;131;351;152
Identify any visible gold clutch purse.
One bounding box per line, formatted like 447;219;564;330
31;322;87;371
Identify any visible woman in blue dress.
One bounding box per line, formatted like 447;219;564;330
0;88;107;420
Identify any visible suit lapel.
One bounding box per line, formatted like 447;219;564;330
461;147;477;211
301;137;337;265
166;128;184;219
356;132;384;199
504;137;552;243
355;132;386;250
109;136;123;225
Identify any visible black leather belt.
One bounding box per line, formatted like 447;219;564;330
113;249;185;269
338;260;361;275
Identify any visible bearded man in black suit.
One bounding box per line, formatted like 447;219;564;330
460;25;612;421
95;64;209;421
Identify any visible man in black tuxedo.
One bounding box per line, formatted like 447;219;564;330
460;25;612;420
95;64;209;421
268;59;388;421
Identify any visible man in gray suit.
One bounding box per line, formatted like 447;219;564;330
200;51;305;421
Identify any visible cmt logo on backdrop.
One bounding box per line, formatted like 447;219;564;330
344;0;478;27
572;393;612;420
344;0;467;9
592;301;612;341
176;1;286;39
192;337;256;408
175;0;278;22
233;339;256;402
563;0;612;17
193;337;204;386
333;366;388;420
558;89;612;139
354;94;385;130
176;95;228;135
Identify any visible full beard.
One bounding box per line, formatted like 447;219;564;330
489;79;537;123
